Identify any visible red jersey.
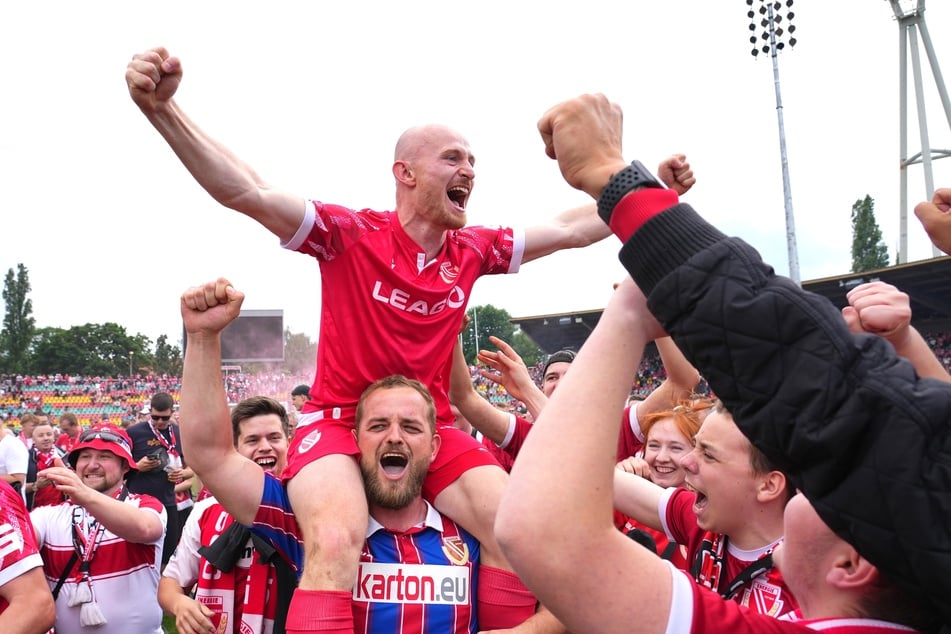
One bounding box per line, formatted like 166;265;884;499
617;404;645;461
55;433;80;455
164;497;278;634
666;567;919;633
496;406;645;466
0;480;43;616
661;487;798;619
286;203;521;426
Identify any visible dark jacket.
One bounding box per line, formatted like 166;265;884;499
618;203;951;626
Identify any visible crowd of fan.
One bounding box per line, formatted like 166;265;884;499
468;342;704;414
6;327;951;432
0;371;310;434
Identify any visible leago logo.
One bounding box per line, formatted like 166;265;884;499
353;562;470;605
371;281;465;316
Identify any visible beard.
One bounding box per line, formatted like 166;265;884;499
361;452;430;510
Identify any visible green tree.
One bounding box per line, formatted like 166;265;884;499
30;323;151;375
284;329;317;376
462;305;518;364
0;263;36;373
851;195;890;273
510;330;544;368
153;334;182;376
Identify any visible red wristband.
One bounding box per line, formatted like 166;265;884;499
608;188;681;242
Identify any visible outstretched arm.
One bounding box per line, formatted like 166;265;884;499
39;467;164;543
914;188;951;255
521;156;695;263
179;278;263;525
843;281;951;383
126;47;305;242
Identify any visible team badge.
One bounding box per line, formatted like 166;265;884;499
441;535;470;565
741;580;784;617
439;262;460;284
298;429;322;454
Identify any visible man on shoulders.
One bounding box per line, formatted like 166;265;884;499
128;46;690;631
179;279;568;633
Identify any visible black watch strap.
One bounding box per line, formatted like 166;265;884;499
597;160;665;224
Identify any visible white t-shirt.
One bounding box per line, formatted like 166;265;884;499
30;494;166;634
0;433;29;501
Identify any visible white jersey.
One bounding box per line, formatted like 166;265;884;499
30;494;166;634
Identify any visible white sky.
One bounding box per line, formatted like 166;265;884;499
2;1;950;347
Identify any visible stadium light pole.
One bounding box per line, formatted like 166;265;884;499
887;0;951;262
747;0;801;284
128;351;134;376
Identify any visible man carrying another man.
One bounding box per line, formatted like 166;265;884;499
177;278;510;633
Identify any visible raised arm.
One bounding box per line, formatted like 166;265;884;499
843;281;951;383
448;338;513;445
476;336;549;420
637;336;701;419
914;188;951;255
521;156;694;264
497;277;671;633
126;47;305;242
179;278;263;525
522;203;610;263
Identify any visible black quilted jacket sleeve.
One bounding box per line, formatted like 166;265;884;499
617;203;951;625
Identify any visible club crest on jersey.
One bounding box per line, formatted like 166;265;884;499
441;535;470;565
439;262;460;285
298;429;322;454
741;580;784;617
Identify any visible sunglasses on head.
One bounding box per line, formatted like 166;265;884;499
79;429;131;453
150;414;172;422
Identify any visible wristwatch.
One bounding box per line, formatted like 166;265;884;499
597;160;666;224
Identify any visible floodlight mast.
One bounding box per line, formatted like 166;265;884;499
747;0;800;284
888;0;951;262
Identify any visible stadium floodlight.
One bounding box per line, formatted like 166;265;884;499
746;0;800;284
885;0;951;262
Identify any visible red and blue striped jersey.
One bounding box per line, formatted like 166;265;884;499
252;474;480;633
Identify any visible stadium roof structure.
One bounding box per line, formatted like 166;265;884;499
513;256;951;354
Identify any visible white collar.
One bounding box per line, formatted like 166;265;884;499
366;500;444;537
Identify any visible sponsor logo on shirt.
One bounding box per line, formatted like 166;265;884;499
353;562;470;605
441;535;470;566
371;281;465;316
